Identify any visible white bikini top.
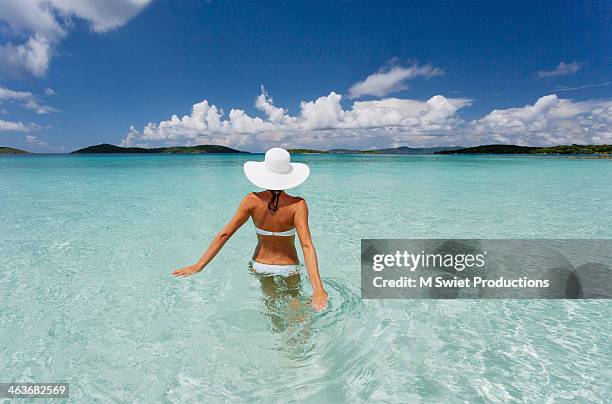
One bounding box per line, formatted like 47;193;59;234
255;226;296;237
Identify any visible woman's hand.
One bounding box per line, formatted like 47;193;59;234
312;289;328;311
171;264;202;277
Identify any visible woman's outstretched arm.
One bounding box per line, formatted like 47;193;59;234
294;199;328;311
172;194;253;277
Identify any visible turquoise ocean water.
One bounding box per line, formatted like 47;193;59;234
1;154;611;402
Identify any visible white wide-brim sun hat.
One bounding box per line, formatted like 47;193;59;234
244;147;310;190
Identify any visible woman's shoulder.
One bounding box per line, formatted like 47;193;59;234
284;194;307;212
241;192;260;206
247;191;267;204
283;192;305;203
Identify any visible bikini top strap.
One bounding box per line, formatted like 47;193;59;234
255;226;296;236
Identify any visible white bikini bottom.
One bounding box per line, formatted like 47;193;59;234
248;260;302;276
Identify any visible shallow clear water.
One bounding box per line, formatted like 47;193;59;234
1;154;611;402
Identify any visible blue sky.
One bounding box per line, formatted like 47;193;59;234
0;0;610;152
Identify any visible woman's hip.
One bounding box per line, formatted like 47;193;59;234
248;260;302;276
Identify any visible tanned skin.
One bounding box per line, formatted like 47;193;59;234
172;191;328;311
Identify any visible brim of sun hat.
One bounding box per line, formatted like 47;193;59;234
243;161;310;190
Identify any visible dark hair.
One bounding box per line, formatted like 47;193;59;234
268;190;282;212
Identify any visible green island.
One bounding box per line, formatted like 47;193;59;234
435;144;612;156
362;146;463;155
326;149;362;154
287;149;328;154
72;143;247;154
4;143;611;157
534;144;612;155
0;147;29;154
288;146;463;155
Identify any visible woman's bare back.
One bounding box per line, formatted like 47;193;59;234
249;191;304;265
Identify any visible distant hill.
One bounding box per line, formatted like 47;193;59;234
287;149;327;154
534;144;612;155
286;144;611;156
287;146;463;155
435;144;539;154
363;146;464;155
72;143;247;154
69;143;612;156
435;144;612;155
326;148;362;154
73;144;155;153
0;146;29;154
160;145;247;154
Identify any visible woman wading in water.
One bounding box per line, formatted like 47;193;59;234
172;147;328;311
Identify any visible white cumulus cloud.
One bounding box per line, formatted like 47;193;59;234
0;119;37;132
0;0;152;77
537;61;583;78
25;134;48;146
348;64;444;99
0;86;57;114
122;87;471;149
471;95;612;145
51;0;153;32
123;90;612;150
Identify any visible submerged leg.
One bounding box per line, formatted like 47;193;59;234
258;273;307;333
